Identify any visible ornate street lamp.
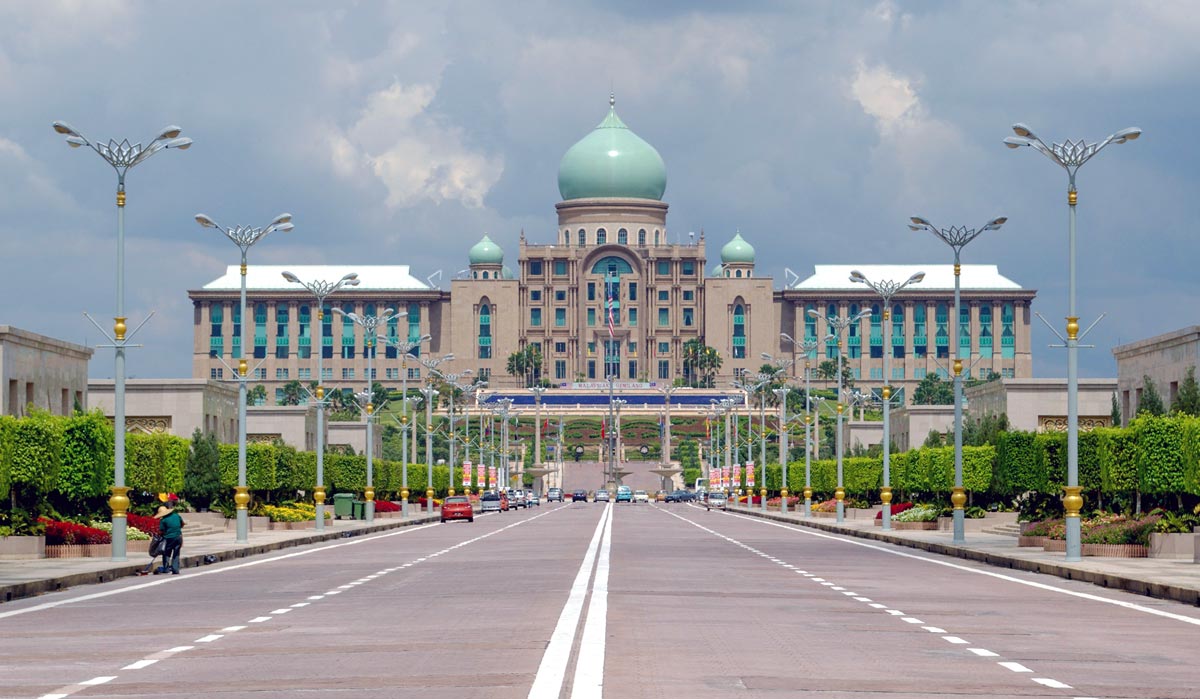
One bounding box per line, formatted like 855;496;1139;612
1004;122;1140;561
195;213;293;542
780;334;820;516
54;120;191;561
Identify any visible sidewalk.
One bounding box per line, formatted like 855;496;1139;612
729;505;1200;607
0;512;439;604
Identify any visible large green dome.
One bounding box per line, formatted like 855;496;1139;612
557;97;667;201
721;232;755;264
469;235;504;265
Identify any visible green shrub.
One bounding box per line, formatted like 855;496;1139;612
1096;427;1138;492
10;409;62;498
1133;415;1185;495
57;410;113;503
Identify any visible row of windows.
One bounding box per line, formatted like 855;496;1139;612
209;302;423;361
559;227;663;248
527;257;699;278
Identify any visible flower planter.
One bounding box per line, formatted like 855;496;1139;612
1149;532;1195;559
1018;536;1048;548
45;540;150;558
1083;543;1148;558
811;511;838;518
892;521;938;530
267;520;315;531
937;516;990;532
0;535;46;560
1043;539;1066;552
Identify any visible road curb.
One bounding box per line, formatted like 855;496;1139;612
0;515;439;604
730;507;1200;607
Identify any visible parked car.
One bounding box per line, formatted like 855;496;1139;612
547;488;564;502
441;495;474;523
571;489;589;502
615;485;632;503
705;492;728;511
480;491;503;513
595;489;612;502
633;489;649;503
525;491;539;507
664;490;692;503
654;490;668;502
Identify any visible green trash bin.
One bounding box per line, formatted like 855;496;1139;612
352;500;366;520
332;493;355;519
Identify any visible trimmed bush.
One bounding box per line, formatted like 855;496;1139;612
1133;415;1185;495
57;410;114;503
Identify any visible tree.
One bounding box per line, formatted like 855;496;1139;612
1111;392;1122;427
248;384;268;406
697;346;722;387
183;429;222;510
682;339;705;387
922;429;945;448
506;348;528;386
505;346;544;387
816;360;855;390
1171;367;1200;416
1138;375;1165;416
280;380;305;406
912;373;954;405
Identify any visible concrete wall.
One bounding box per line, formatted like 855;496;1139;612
1112;326;1200;425
965;378;1117;433
326;420;383;458
246;405;319;451
846;420;883;452
890;405;955;452
0;326;93;417
88;379;238;443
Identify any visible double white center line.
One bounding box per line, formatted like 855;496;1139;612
528;503;614;699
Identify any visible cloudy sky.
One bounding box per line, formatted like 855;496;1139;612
1;1;1193;381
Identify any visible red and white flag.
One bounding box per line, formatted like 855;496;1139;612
462;460;472;488
606;287;615;338
746;461;756;488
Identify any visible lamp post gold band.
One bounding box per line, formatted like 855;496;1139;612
834;486;845;502
1066;316;1079;341
314;485;326;506
364;486;374;502
401;488;409;501
239;359;248;377
234;486;250;510
760;487;767;500
950;486;966;510
1068;190;1077;206
448;487;456;497
116;191;126;208
109;486;130;518
1063;486;1084;518
882;309;891;321
114;317;127;341
240;263;247;276
781;487;789;499
803;486;812;500
880;486;892;505
954;263;960;277
953;359;963;377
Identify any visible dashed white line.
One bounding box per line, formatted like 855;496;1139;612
164;646;193;653
885;609;905;616
921;626;946;633
854;597;872;602
943;636;970;644
221;625;247;632
1031;678;1073;689
269;608;292;614
194;634;223;643
79;676;116;686
248;616;272;623
869;603;887;609
901;618;924;624
998;661;1033;673
122;659;158;669
968;648;998;657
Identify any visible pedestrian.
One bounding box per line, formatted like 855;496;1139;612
157;496;185;575
138;505;170;575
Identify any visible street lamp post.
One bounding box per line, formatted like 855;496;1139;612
733;375;770;510
721;398;734;496
658;384;679;492
613;398;627;487
382;333;430;514
195;213;293;542
336;307;401;523
432;369;478;497
780;334;820;517
419;354;454;513
530;386;547;495
849;270;925;531
807;307;872;523
909;216;1006;543
1004;123;1140;561
493;398;514;488
54;120;191;561
281;271;361;529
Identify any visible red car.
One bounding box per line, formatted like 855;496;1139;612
441;496;475;523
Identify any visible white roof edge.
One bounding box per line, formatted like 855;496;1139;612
198;265;431;292
791;264;1024;291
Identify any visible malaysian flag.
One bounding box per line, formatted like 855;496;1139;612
606;286;615;338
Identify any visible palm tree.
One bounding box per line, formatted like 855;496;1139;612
682;339;705;387
280;380;304;406
698;346;722;388
506;349;528;386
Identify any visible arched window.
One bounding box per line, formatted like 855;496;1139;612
732;303;746;358
979;304;993;358
596;228;607;245
638;229;646;246
618;228;628;245
564;229;569;245
869;303;883;359
589;256;634;275
254;302;268;359
654;229;661;245
478;303;492;359
735;269;742;278
1001;302;1015;359
341;302;356;359
936;302;949;358
891;303;905;359
578;229;586;246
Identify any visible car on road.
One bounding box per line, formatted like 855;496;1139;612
633;489;649;503
595;489;612;503
705;492;728;511
547;488;564;502
615;485;632;503
480;492;503;513
571;489;589;502
441;496;474;523
654;490;667;502
525;491;539;507
508;489;525;509
664;490;693;503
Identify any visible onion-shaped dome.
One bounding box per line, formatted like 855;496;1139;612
720;232;756;265
711;262;725;277
502;265;515;280
469;235;504;265
557;96;667;201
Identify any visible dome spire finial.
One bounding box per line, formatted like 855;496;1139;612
609;92;615;108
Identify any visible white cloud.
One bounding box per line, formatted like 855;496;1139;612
330;80;503;209
850;62;919;129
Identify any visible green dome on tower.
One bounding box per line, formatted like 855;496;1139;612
469;235;504;265
557;96;667;201
720;232;756;265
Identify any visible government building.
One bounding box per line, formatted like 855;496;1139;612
189;98;1036;404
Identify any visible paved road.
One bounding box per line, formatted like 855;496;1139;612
2;502;1197;698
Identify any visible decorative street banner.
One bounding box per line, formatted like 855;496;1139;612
476;463;486;489
733;464;742;489
462;460;472;488
488;466;497;488
721;466;729;490
746;461;755;488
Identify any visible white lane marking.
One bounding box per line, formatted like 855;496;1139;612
221;625;247;632
571;503;615;699
841;591;859;596
969;648;999;657
122;659;159;669
726;510;1200;628
326;590;343;595
831;586;845;590
821;582;835;586
164;646;193;653
194;634;223;643
0;518;441;620
943;636;970;644
1032;678;1073;689
869;603;887;609
901;618;924;624
854;597;872;602
999;661;1033;673
811;577;825;582
248;616;272;623
79;676;116;685
269;608;292;614
921;626;946;634
527;505;612;699
37;694;70;699
885;609;905;616
290;602;310;608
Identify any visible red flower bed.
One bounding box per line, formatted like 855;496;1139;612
876;502;914;519
374;500;400;513
127;513;160;535
38;518;112;545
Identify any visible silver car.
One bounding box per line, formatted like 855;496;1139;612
479;492;503;513
595;489;611;502
705;492;728;511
